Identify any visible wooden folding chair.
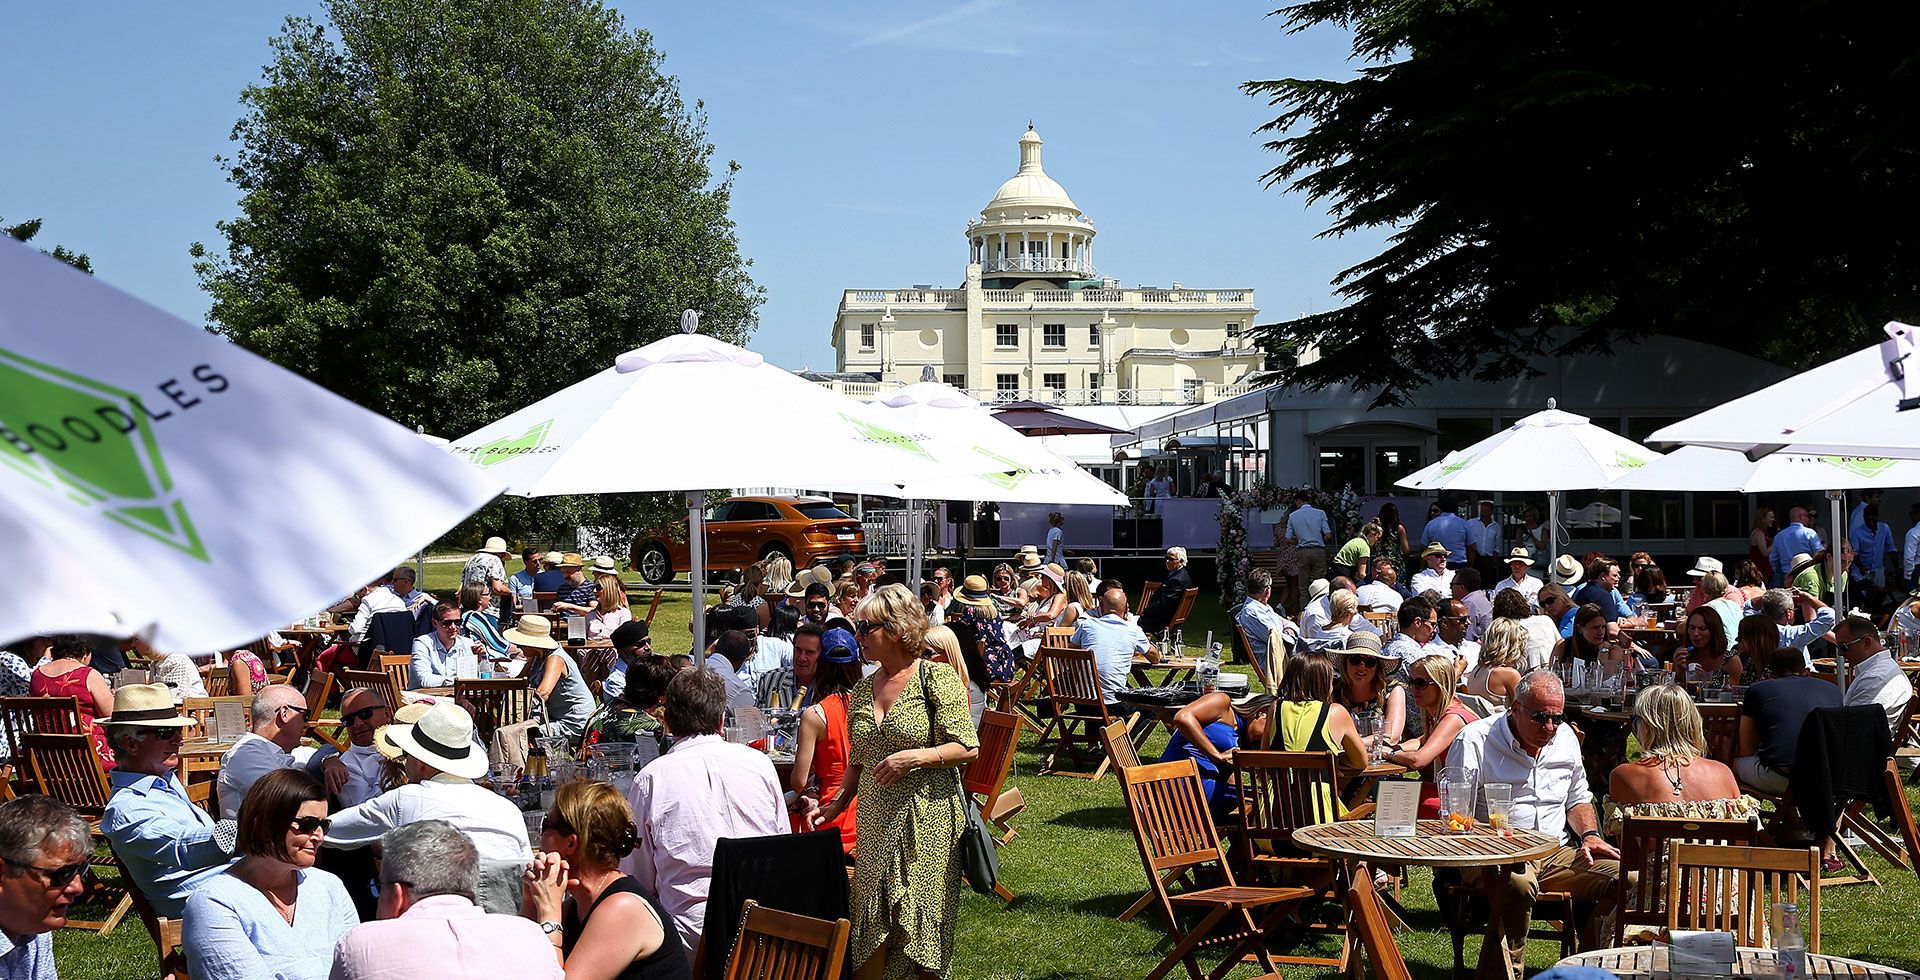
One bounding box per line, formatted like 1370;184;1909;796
1699;703;1742;766
1036;647;1127;780
1099;716;1142;772
577;646;619;700
24;733;131;933
1896;690;1920;782
721;899;851;980
1167;588;1200;632
301;671;342;751
1835;759;1920;884
379;653;413;695
1614;815;1759;945
1349;863;1412;980
340;668;401;712
1117;758;1311;980
203;668;232;698
1667;842;1820;950
108;842;188;979
533;590;557;613
0;696;83;796
1231;748;1353;969
1137;581;1161;617
454;678;530;745
1231;621;1272;691
964;710;1026;848
643;588;665;625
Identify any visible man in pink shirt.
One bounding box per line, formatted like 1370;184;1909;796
330;821;562;980
620;668;787;955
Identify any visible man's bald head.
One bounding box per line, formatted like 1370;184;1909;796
1101;587;1130;617
1331;576;1358;594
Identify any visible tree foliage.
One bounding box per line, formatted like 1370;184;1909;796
194;0;763;543
5;216;92;273
1245;2;1920;405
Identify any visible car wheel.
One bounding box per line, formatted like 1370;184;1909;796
760;542;793;565
636;544;674;585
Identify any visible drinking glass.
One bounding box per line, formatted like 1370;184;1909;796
1483;783;1513;836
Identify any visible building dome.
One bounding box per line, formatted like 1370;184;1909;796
982;128;1081;216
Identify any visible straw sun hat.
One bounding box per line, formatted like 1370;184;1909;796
379;702;488;779
503;614;561;649
108;684;195;728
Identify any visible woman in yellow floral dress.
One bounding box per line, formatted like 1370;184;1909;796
816;584;979;980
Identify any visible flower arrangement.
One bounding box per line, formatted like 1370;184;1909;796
1216;480;1368;608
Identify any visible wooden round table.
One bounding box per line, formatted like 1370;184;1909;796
1292;818;1560;868
1558;946;1919;979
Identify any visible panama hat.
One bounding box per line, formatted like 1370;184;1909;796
1686;556;1724;578
381;702;487;779
503;614;560;649
587;556;621;576
1018;552;1045;572
956;575;997;612
1505;547;1536;566
543;551;565;566
108;684;195;728
1420;542;1451;559
1307;578;1331;603
1551;554;1584;588
557;552;585;568
785;567;817;598
1788;552;1821;579
479;536;511;556
1038;562;1066;589
1017;544;1039;557
375;702;434;762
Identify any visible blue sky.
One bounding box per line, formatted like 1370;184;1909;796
1;2;1381;374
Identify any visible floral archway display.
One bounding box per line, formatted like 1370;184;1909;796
1216;481;1363;608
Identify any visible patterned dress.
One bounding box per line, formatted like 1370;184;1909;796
847;661;979;979
955;607;1014;683
229;649;267;690
31;665;113;769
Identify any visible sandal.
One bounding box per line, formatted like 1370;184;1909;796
1820;856;1845;876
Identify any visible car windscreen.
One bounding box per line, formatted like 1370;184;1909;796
793;502;853;521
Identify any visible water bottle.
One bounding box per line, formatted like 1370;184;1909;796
1775;902;1807;979
1197;643;1221;694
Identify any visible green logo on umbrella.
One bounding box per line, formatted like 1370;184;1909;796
840;414;933;461
1441;453;1476;475
1820;456;1895;479
973;446;1030;491
471;420;553;467
0;347;208;560
1614;451;1649;470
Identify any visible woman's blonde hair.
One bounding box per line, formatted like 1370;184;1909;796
1697;570;1732;597
1064;571;1094;610
1633;683;1706;759
925;624;962;661
594;573;628;612
1479;619;1528;672
854;583;929;654
1330;590;1358;621
1362;519;1384;541
763;555;793;594
1409;654;1458;721
551;780;638;872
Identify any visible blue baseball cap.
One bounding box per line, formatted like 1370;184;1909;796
820;627;860;664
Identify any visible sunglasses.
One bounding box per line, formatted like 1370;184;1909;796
1406;676;1436;689
277;704;311;719
854;620;884;636
4;857;87;889
1529;711;1568;726
343;706;385;724
541;817;573;836
437;618;460;627
290;816;332;835
1439;615;1467;623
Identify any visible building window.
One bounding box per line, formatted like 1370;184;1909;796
1042;323;1066;349
1227;321;1242;338
995;323;1018;348
1182;378;1203;402
859;323;875;352
942;373;965;389
1044;372;1067;391
1088;324;1100;347
995;373;1020;401
1088;373;1103;404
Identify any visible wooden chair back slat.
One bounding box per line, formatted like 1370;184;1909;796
24;733;112;817
0;697;83;771
578;647;619;700
301;671;334;714
1168;588;1200;629
181;695;251;738
1100;717;1141;771
378;653;413;695
1666;843;1820;951
1042;648;1106;707
1119;759;1230;874
1138;581;1161;616
644;589;665;625
1233;749;1343;856
1698;704;1742;766
1231;621;1274;691
203;669;232;698
721;899;852;980
1349;862;1412;980
340;668;400;712
454;678;530;743
1615;815;1759;944
1041;625;1076;649
963;710;1020;798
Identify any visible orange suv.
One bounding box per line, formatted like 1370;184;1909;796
629;495;866;584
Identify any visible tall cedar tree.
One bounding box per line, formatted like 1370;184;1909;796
195;0;762;542
1245;2;1920;405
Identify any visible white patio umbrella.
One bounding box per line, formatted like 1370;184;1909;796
1607;444;1920;494
836;377;1130;587
448;318;992;652
1395;400;1662;562
0;240;504;650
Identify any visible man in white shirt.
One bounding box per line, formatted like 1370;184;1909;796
1438;596;1482;678
216;685;319;820
309;689;392;810
703;630;758;708
622;669;786;953
1758;587;1836;661
1447;671;1619;980
1285;490;1334;593
327;703;534;865
1355;559;1405;613
1410;543;1455;597
1495;548;1542;606
1470;499;1504;583
1835;615;1914;739
411;602;477;688
350;569;432;644
1297;579;1333;638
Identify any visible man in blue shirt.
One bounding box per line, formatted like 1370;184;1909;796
1572;559;1636;622
1420;495;1471;569
0;795;90;980
530;551;569;595
1851;504;1895;594
1073;586;1159;708
101;685;236;919
411;602;478;687
1851;489;1882;533
507;548;541;613
1285;491;1333;597
1233;570;1296;671
1769;507;1825;588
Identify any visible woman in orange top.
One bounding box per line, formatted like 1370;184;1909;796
791;626;866;857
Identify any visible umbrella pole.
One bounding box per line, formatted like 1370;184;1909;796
906;498;923;593
1548;490;1560;566
688;491;707;658
1829;489;1848;696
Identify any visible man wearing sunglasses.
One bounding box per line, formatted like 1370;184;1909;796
0;795;91;977
1835;614;1913;738
411;601;478;689
216;684;324;820
1446;671;1619;980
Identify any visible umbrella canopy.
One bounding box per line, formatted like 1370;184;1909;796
991;402;1126;437
837;383;1129;506
1648;322;1920;460
450;329;983;496
1396;404;1660;492
1607;444;1920;493
0;241;503;650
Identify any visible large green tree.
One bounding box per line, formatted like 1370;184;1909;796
1245;2;1920;405
194;0;762;543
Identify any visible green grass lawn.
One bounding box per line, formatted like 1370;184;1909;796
51;587;1920;979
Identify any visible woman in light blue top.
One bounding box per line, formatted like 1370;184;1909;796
183;768;358;980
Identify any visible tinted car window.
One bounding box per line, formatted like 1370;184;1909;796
728;501;779;522
793;502;853;521
705;502;735;522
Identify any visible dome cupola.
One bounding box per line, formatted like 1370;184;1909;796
966;126;1098;285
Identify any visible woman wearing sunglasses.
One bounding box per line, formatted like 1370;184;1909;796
524;780;688;980
1386;655;1480;818
184;768;358;980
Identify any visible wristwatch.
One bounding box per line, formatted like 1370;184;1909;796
539;921;563;936
1579;829;1604;842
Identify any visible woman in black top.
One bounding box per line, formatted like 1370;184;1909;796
524;780;689;980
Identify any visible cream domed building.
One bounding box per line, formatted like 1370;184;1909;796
829;127;1262;407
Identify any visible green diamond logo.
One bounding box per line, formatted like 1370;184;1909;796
973;446;1031;491
1820;456;1896;480
1441;452;1476;475
471;420;553;467
1614;451;1649;469
840;413;933;461
0;346;208;560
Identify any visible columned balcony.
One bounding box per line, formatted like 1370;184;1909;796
981;255;1095;278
